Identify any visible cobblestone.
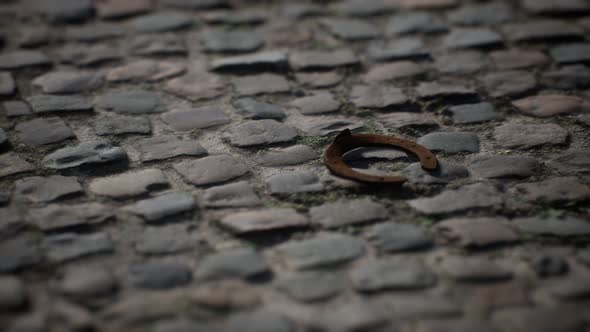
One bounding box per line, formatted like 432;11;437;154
16;117;74;146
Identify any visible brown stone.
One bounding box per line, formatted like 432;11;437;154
491;49;549;70
379;112;439;128
96;0;152;18
513;94;590;117
434;217;519;248
164;60;224;101
295;71;344;88
107;60;185;82
89;169;168;198
362;61;427;83
510;177;590;203
494;122;569;149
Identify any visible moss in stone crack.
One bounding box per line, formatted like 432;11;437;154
297;135;332;149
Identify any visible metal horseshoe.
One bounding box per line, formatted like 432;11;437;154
323;129;438;184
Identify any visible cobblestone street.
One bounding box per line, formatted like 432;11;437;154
1;0;590;331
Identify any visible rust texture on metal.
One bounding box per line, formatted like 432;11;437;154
323;129;438;184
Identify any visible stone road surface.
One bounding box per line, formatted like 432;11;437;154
1;0;590;331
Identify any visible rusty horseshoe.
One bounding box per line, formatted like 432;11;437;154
323;129;438;184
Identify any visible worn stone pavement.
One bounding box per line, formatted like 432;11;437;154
1;0;590;331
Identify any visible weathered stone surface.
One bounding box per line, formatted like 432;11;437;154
16;117;74;146
27;0;93;22
510;177;590;203
0;72;15;95
442;28;502;49
225;310;293;332
386;12;447;35
522;0;590;14
409;183;502;215
3;101;32;117
65;22;124;42
134;224;198;255
27;95;92;113
468;155;540;179
202;30;264;53
27;203;113;231
448;102;501;124
295;71;344;88
502;20;582;42
266;171;323;194
435;51;485;75
32;71;103;94
434;217;518;248
289;49;358;71
542;65;590;89
129;33;187;56
210;51;287;71
320;18;379;40
400;0;459;9
95;90;163;114
437;256;512;282
174;155;250;186
94;115;151;136
481;71;537;98
233;74;290;96
550;43;590;64
296;117;364;136
362;61;427;83
123;192;195;221
107;60;185;82
491;49;549;70
275;272;342;302
492;307;585;332
379;112;440;129
0;50;51;69
137;136;207;162
202;9;267;25
417;132;480;153
219;208;308;234
308;299;386;332
42;140;127;169
416;82;476;99
128;262;192;289
275;233;365;270
96;0;152;18
351;85;409;109
234;98;285;120
447;2;513;25
512;94;590;117
129;12;193;33
350;260;436;292
58;266;116;299
548;149;590;174
543;276;590;299
402;161;469;184
291;93;340;115
0;276;27;310
378;294;462;320
494;122;568;149
164;69;224;101
201;181;261;208
44;232;114;263
14;175;82;203
365;222;432;253
0;233;42;272
310;198;388;229
161;106;230;131
512;216;590;237
0;153;34;178
58;44;121;66
255;145;318;167
225;120;297;147
367;37;429;62
89;169;168;198
196;248;269;280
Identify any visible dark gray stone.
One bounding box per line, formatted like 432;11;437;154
365;222;433;252
233;74;290;96
255;145;318;167
95;0;152;18
0;276;27;310
448;102;501;124
219;208;308;234
267;171;323;194
0;233;43;272
310;198;388;229
417;132;480;153
3;101;32;117
225;310;293;332
320;18;380;40
95;90;163;114
201;181;261;208
512;216;590;237
128;262;192;289
130;12;193;33
386;12;447;35
379;295;462;320
543;276;590;299
276;233;365;270
549;149;590;175
435;51;486;75
523;0;590;15
280;3;322;19
27;203;113;231
442;28;502;49
14;175;82;203
0;208;23;238
468;155;540;179
510;177;590;203
43;232;114;263
402;161;470;184
59;266;116;299
27;95;92;113
502;20;582;43
129;34;187;56
108;59;185;83
94;115;151;136
16;117;74;146
334;0;393;17
350;260;436;292
0;50;51;69
492;307;584;332
409;183;502;215
137;136;207;162
296;117;363;136
58;44;121;67
161;106;230;131
447;2;513;25
202;30;264;53
26;0;93;23
367;37;429;62
32;71;103;94
550;43;590;64
275;272;342;302
531;253;569;278
210;51;287;72
134;224;199;255
234;98;285;120
153;319;209;332
174;155;250;186
291;93;340;115
542;65;590;89
494;122;568;149
196;248;269;280
162;0;228;9
351;85;409;109
42;140;128;169
0;72;15;95
289;49;358;71
123;192;195;222
0;128;7;146
481;71;537;98
65;22;125;42
203;9;266;25
225;120;297;147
